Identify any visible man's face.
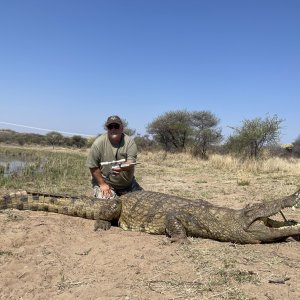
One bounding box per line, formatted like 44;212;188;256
107;123;123;142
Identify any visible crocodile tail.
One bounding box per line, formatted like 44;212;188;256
0;191;98;220
1;191;28;210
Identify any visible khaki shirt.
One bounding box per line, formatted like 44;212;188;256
86;133;137;189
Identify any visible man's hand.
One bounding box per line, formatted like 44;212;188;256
111;160;137;175
111;165;122;175
100;182;114;198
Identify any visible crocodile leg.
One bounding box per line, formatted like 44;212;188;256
165;212;189;243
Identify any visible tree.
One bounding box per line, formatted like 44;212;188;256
23;133;46;145
0;129;17;144
134;134;157;151
146;110;223;155
46;131;64;148
225;115;283;158
87;136;97;147
147;110;192;151
123;126;136;137
190;111;223;159
70;135;87;148
292;135;300;157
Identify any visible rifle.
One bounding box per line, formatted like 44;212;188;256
100;159;126;166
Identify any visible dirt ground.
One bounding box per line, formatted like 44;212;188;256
1;196;300;300
1;151;300;299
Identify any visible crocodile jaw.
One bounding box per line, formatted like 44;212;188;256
246;193;300;243
246;220;300;243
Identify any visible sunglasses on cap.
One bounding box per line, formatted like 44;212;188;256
107;123;120;130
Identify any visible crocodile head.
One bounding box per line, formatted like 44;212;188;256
241;188;300;243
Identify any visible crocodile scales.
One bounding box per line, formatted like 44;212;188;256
1;189;300;244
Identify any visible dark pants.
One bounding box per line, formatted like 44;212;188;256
114;177;143;196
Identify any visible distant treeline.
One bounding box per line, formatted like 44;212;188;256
1;110;300;159
0;129;89;148
0;128;156;150
1;128;299;160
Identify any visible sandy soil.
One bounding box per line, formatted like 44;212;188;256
1;198;299;300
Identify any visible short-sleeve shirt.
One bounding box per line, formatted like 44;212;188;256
86;133;137;189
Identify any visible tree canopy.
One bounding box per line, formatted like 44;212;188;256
225;115;283;158
147;110;222;157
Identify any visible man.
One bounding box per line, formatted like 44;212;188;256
86;115;142;199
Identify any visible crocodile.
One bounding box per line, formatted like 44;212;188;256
1;189;300;244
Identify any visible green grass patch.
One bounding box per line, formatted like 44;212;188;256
0;146;91;195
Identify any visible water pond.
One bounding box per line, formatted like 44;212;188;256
0;154;40;176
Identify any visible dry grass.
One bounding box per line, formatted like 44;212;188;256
209;153;300;174
137;151;300;205
139;150;300;175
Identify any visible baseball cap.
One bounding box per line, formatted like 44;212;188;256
105;115;123;126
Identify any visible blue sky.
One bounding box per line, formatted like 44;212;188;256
0;0;299;143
